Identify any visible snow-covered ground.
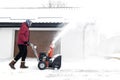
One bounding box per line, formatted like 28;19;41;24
1;56;120;80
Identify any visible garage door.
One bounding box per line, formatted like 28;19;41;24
14;30;61;57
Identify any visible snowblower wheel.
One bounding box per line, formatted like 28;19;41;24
38;61;46;70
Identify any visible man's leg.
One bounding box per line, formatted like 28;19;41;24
9;45;23;69
20;45;28;68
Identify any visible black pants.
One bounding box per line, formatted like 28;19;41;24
14;45;27;62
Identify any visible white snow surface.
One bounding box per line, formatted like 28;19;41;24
1;56;120;80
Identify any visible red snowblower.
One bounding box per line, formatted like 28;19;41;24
30;43;61;70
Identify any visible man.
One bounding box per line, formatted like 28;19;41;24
9;19;32;69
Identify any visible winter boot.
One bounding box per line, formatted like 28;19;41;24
9;60;16;69
20;61;28;68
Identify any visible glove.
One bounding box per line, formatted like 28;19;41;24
24;41;30;45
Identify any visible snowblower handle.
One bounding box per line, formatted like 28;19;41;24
30;43;33;47
29;43;39;61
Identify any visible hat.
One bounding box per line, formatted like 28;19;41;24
26;19;32;27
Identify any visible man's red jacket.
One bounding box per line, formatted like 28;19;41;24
17;22;29;45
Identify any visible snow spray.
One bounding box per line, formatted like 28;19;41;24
51;21;78;48
50;22;95;48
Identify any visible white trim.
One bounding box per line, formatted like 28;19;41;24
11;30;15;58
29;28;62;31
11;28;62;31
